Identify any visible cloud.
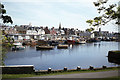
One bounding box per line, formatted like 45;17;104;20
3;1;98;28
2;0;118;32
3;0;93;2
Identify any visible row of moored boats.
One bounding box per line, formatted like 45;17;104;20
12;39;86;51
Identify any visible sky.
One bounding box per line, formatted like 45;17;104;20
1;0;119;32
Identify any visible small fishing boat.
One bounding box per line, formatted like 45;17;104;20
36;40;54;50
87;38;101;42
36;45;54;50
48;40;59;46
12;42;25;51
75;40;86;44
13;42;22;46
57;44;68;49
67;40;75;44
67;37;75;44
58;40;66;44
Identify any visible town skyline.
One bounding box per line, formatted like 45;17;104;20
2;0;119;32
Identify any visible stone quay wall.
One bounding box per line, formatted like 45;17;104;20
0;65;118;74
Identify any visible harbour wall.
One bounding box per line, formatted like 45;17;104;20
0;65;118;74
1;65;35;74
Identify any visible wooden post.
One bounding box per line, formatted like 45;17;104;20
89;66;94;70
102;66;107;69
77;66;81;70
64;67;67;71
48;68;52;72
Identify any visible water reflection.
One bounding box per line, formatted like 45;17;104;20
4;41;119;70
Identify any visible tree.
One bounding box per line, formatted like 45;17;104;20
0;3;13;65
0;3;13;24
86;0;120;27
86;27;94;32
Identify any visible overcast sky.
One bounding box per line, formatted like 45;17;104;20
2;0;119;32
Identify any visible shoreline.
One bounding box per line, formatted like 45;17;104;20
1;65;119;74
2;66;119;79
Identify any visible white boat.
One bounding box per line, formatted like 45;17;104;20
57;44;68;49
13;42;22;46
12;42;25;51
78;41;86;44
36;45;54;50
75;40;86;44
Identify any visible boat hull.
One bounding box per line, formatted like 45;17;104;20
67;40;75;44
36;46;54;50
57;45;68;49
12;46;25;51
75;41;86;44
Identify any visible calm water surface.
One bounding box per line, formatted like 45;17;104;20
4;41;119;70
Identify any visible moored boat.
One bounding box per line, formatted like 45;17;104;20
75;40;86;44
57;44;68;49
67;40;75;44
48;40;59;46
36;45;54;50
12;42;25;51
87;38;101;42
13;42;22;46
36;39;54;50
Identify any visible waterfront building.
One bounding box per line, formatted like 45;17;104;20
1;24;117;41
44;26;50;34
60;30;65;36
93;28;115;39
50;27;57;35
68;28;76;35
26;27;45;34
4;27;18;35
4;25;45;40
15;25;28;34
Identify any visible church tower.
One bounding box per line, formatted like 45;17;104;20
59;22;61;30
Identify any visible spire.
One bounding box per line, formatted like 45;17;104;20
59;22;61;30
29;22;32;26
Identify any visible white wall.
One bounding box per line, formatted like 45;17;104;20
90;33;95;38
26;30;38;35
38;29;45;35
18;36;23;40
25;36;30;39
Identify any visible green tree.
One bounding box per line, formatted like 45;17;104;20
0;3;13;65
86;0;120;27
0;3;13;24
86;27;94;32
1;35;14;66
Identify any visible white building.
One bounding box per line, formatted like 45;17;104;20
26;30;38;35
38;29;45;35
26;27;45;35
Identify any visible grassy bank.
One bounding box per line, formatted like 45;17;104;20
2;67;119;79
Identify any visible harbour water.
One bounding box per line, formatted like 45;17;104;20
4;41;119;70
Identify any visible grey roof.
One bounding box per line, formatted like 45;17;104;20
16;26;27;31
